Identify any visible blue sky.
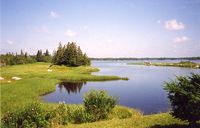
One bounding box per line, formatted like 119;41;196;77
1;0;200;57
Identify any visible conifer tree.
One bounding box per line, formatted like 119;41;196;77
52;42;90;66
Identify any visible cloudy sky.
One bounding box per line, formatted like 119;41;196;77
1;0;200;57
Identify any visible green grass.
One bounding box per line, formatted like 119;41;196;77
128;61;200;69
0;62;126;114
0;62;197;127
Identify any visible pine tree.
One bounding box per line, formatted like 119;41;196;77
44;49;50;56
52;42;90;66
36;50;43;62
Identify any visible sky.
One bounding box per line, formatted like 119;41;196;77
1;0;200;57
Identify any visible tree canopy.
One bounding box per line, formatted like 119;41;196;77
52;42;90;66
164;73;200;125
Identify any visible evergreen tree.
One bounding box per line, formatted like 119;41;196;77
44;49;50;56
20;49;24;56
52;42;90;66
76;46;83;66
36;50;43;62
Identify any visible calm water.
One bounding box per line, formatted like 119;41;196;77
42;60;200;114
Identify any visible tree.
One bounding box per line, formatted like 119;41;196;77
36;50;43;62
44;49;50;56
53;42;90;66
164;73;200;126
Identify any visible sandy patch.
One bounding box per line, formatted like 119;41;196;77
12;77;22;80
47;69;53;72
0;77;4;80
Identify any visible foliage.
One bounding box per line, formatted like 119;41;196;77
83;90;117;121
0;49;52;66
164;73;200;125
36;49;52;62
53;102;68;125
1;102;53;128
52;42;90;66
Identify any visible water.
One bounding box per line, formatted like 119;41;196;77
42;60;200;114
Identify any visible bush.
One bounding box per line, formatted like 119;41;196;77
164;73;200;125
72;107;95;123
1;102;53;128
53;102;68;125
83;90;117;121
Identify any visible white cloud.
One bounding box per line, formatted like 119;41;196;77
6;40;14;44
165;19;185;30
174;36;189;43
65;30;76;37
50;11;59;18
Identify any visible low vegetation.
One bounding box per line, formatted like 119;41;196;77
84;90;117;121
128;61;200;68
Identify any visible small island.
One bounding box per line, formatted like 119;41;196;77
128;61;200;69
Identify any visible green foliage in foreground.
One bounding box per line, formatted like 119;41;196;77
1;101;132;127
1;102;52;128
128;61;200;68
84;90;118;121
164;73;200;125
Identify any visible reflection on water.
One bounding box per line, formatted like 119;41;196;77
58;82;86;94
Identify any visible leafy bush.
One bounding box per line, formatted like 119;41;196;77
164;73;200;125
1;102;53;128
71;107;95;123
53;102;68;125
83;90;117;121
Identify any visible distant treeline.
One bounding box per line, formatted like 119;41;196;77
0;42;90;67
0;49;52;66
90;57;200;61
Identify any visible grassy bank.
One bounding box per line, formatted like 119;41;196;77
0;62;126;114
128;61;200;69
0;62;196;127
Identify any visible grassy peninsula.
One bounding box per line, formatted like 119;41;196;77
0;62;127;114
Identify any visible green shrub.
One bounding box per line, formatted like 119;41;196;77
53;102;68;125
164;73;200;125
1;102;53;128
83;90;117;121
71;107;94;123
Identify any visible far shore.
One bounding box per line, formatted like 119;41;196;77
127;61;200;69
